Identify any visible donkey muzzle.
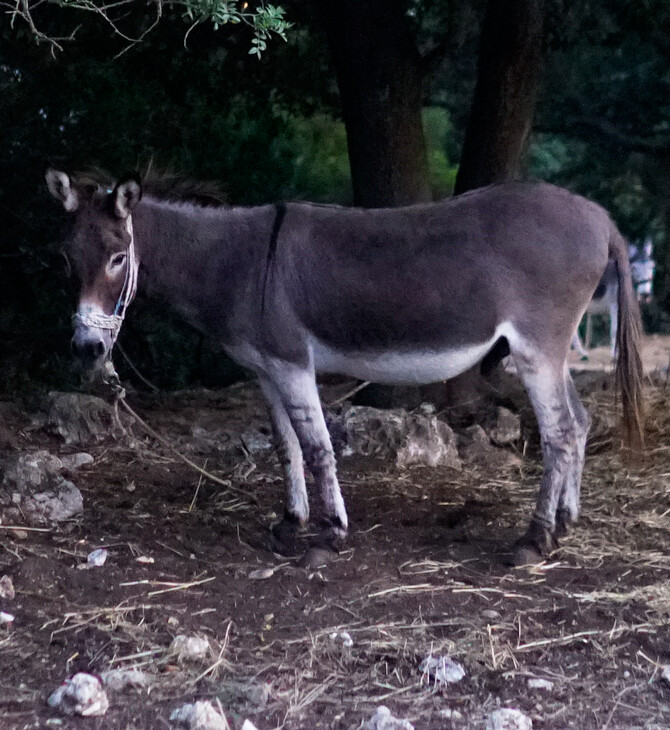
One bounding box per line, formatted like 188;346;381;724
71;327;109;369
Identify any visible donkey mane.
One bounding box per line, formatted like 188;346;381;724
71;167;227;207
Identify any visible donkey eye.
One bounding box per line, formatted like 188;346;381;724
110;252;126;269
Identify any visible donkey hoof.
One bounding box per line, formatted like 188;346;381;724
270;514;306;556
315;517;347;552
554;509;576;540
512;522;556;565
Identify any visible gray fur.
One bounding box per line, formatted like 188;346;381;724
47;171;644;559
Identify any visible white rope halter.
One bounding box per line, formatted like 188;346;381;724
72;215;139;344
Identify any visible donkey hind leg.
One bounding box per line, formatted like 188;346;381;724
265;365;348;549
258;377;310;553
556;369;591;539
513;351;579;563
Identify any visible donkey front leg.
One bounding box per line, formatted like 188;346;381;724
264;364;348;550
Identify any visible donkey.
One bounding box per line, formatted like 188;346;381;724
572;240;655;359
46;169;644;564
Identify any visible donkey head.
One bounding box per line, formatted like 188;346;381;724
46;169;142;369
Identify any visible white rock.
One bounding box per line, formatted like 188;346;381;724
35;392;114;444
0;575;15;600
47;673;109;717
1;451;84;525
0;611;14;624
241;722;259;730
527;678;553;691
170;700;229;730
100;668;152;691
363;706;414;730
439;708;463;720
170;634;211;662
333;407;462;470
487;407;522;445
248;568;275;580
420;655;466;684
486;708;532;730
661;665;670;685
60;453;94;470
330;631;354;647
87;548;108;567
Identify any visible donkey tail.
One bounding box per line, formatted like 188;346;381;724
609;223;644;448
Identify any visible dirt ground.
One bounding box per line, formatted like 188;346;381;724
1;336;670;730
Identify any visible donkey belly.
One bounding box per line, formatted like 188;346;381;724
311;323;512;385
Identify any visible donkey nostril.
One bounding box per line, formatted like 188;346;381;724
71;336;105;364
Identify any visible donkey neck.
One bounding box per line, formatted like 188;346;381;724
131;197;275;339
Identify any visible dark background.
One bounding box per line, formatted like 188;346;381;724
1;0;668;394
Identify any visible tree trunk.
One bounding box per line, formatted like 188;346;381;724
316;0;431;207
448;0;545;422
454;0;545;195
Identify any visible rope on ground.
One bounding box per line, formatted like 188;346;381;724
117;398;258;504
90;357;258;505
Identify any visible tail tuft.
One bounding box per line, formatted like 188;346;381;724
610;224;644;449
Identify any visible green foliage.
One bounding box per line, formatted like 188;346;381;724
422;107;458;198
280;114;351;203
184;1;291;56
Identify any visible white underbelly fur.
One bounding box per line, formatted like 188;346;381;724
311;322;515;385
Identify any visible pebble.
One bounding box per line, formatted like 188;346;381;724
363;705;414;730
87;548;108;567
170;634;211;662
60;452;94;470
248;567;275;580
0;575;15;599
100;668;152;691
486;708;533;730
527;678;554;691
330;630;354;647
170;700;229;730
661;666;670;686
47;673;109;717
420;655;466;684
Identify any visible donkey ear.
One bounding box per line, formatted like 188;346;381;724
45;169;79;212
112;173;142;219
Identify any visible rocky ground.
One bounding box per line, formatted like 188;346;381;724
1;337;670;729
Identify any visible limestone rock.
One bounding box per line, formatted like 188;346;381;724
458;425;521;469
47;673;109;717
486;708;532;730
363;706;414;730
35;391;115;444
487;407;521;445
332;406;461;470
1;450;83;525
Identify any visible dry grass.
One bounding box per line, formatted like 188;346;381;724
2;380;670;728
